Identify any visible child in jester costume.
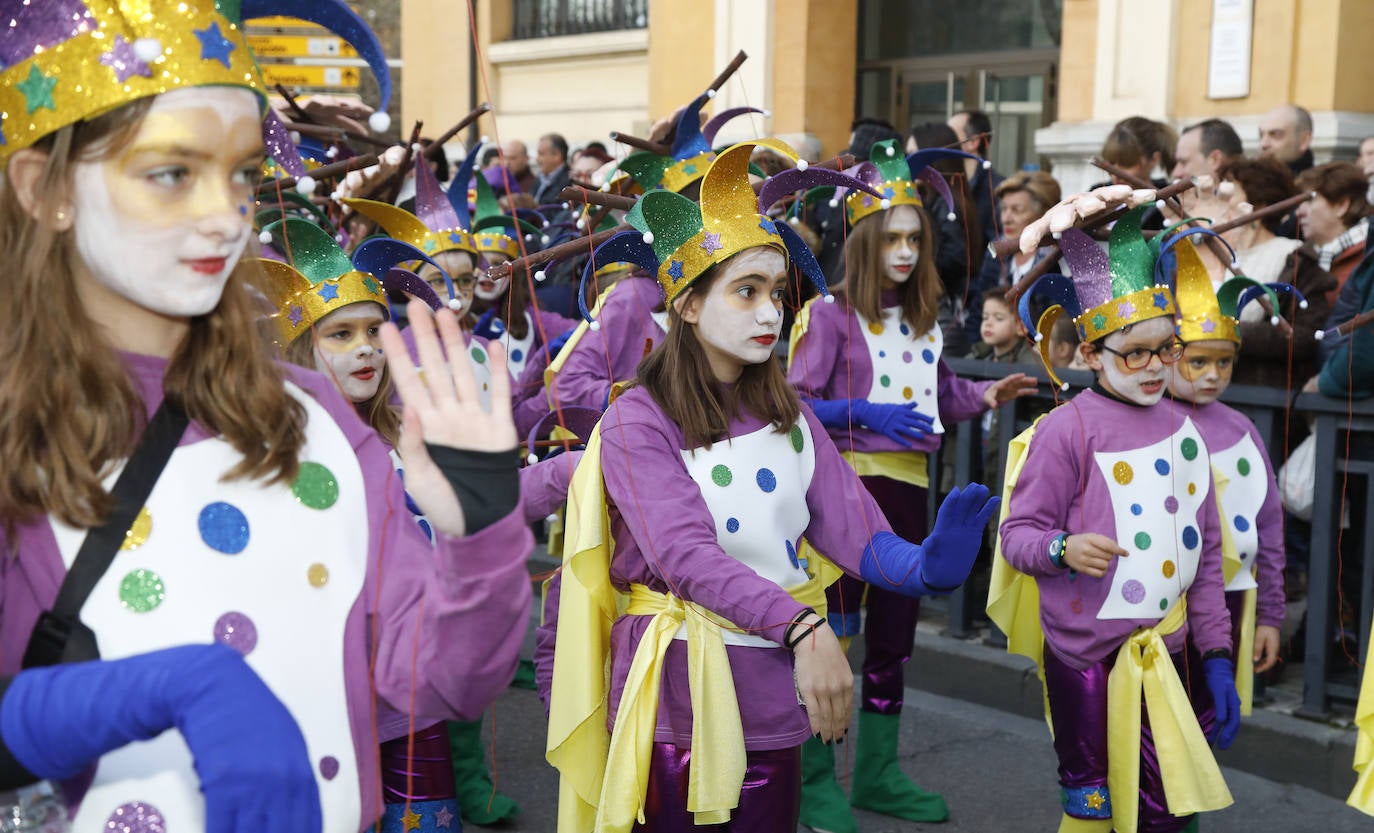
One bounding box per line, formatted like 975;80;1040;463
990;206;1241;833
540;139;1000;832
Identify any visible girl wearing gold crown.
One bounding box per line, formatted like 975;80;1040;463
786;139;1036;831
0;3;533;833
542;140;999;833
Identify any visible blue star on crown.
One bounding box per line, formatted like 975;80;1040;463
317;284;340;302
194;22;237;68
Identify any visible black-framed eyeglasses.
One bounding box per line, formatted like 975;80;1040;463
1098;341;1185;370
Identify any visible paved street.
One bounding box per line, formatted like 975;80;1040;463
468;680;1369;833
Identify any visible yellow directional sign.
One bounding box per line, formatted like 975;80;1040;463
259;64;361;89
246;15;317;28
248;35;357;58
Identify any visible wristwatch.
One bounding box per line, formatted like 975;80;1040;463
1048;533;1068;570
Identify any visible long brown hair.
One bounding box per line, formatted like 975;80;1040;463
284;323;401;447
0;99;307;529
636;259;800;450
841;204;940;336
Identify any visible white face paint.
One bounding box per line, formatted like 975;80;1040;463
311;303;387;403
417;250;476;316
474;272;510;302
880;204;921;286
683;247;787;383
1088;316;1177;406
71;87;261;319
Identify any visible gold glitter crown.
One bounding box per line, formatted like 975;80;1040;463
259;218;388;346
341;198;479;260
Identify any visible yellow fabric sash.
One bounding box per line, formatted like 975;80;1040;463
1211;464;1256;715
989;419;1233;832
1348;622;1374;815
544;281;621;389
1105;599;1233;833
546;423;828;832
840;450;929;489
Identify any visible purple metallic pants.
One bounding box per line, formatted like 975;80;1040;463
825;475;929;714
1042;645;1215;833
379;720;459;802
634;742;801;833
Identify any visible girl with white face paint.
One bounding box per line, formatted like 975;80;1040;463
0;5;533;833
787;139;1036;832
540;140;998;833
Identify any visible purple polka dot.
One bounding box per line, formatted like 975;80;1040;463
921;348;935;364
320;755;340;780
1164;496;1179;514
1121;580;1146;604
105;801;166;833
213;611;258;656
901;351;913;363
924;388;932;396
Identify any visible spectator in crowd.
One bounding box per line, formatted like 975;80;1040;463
1046;314;1086;372
534;133;571;205
1295;161;1373;304
811;117;903;287
570;143;612;187
967;170;1061;345
501;138;538;195
480;145;501;169
1359;136;1374;203
1313;247;1374;399
1259;104;1315;176
948;109;1006;245
1099;116;1176;229
1183;157;1333;388
1171;118;1243;182
910;121;985;356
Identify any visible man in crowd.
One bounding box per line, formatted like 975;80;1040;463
948;108;1005;245
1259;104;1315;176
502;138;538;195
534;133;571;205
1172;117;1243;181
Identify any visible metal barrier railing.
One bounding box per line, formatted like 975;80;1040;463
932;357;1374;717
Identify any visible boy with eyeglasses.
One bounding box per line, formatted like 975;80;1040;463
990;210;1239;833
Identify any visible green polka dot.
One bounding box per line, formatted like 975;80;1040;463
1159;598;1169;611
789;425;805;453
879;374;891;388
1180;437;1198;460
711;465;733;487
470;346;486;364
1134;531;1152;550
119;569;165;613
292;462;339;510
1237;458;1251;476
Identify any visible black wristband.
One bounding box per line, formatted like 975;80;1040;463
784;608;819;650
423;445;520;535
0;677;41;790
1202;648;1233;663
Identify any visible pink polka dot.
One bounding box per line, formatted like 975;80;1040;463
901;351;913;363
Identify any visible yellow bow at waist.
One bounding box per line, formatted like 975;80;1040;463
1348;625;1374;815
840;450;929;489
1106;598;1233;833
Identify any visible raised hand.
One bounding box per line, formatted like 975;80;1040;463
920;484;1001;590
1063;533;1129;578
379;299;518;537
983;372;1039;408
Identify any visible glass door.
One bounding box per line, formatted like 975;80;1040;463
898;70;966;143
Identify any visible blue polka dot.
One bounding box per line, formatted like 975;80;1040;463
878;350;886;358
756;468;777;493
1234;515;1250;533
1182;526;1199;549
417;518;434;542
899;323;911;335
1130;503;1143;516
403;491;423;517
511;348;524;362
1154;458;1170;476
921;349;935;364
726;517;740;533
199;502;249;554
786;539;800;569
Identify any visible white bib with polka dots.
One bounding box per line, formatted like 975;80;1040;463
492;311;538;379
416;338;497;411
1093;418;1211;621
678;418;816;648
856;308;945;434
51;382;368;833
1213;434;1266;592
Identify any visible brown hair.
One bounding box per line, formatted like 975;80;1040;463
636;258;800;450
1102;116;1177;176
1295;161;1374;227
995;171;1062;215
1216;156;1297;234
0;99;307;530
485;264;535;340
283;322;400;447
841;204;940;336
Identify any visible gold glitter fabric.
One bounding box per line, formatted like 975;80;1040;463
0;1;263;163
259;217;388;346
342;198;479;260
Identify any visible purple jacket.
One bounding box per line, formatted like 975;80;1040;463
547;277;665;413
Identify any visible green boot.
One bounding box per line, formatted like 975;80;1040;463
849;711;949;822
448;718;519;825
799;736;858;833
1179;817;1200;833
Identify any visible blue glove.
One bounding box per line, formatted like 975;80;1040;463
472;309;506;340
546;327;575;359
859;484;1000;596
1202;656;1241;749
0;644;321;833
806;399;936;445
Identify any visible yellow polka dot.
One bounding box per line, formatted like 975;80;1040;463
1162;560;1176;578
902;386;913;400
1187;482;1197;495
1112;461;1133;485
868;322;885;335
121;506;152;551
307;563;330;588
927;334;936;343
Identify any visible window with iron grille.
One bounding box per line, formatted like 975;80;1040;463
511;0;648;40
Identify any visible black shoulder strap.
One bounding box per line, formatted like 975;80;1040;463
23;398;189;667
